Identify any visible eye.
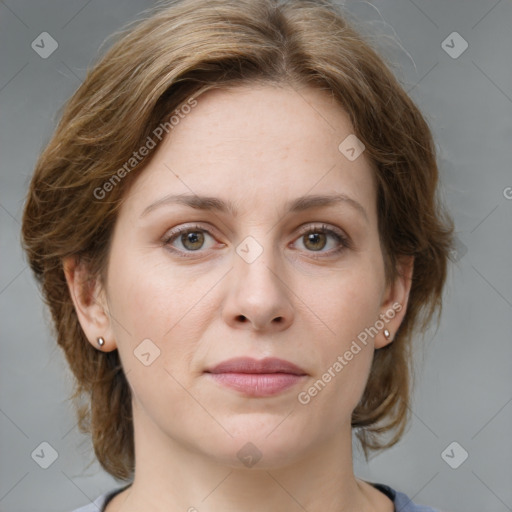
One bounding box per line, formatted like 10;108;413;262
292;224;350;256
162;224;219;256
161;222;350;259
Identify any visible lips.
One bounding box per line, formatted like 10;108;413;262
204;357;307;397
205;357;307;376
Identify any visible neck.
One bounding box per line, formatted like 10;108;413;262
107;401;385;512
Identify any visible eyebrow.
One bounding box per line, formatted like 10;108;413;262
140;192;368;223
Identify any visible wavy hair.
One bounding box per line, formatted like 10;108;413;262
21;0;454;480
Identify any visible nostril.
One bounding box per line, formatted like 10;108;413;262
237;315;247;322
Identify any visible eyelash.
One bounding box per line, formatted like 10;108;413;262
161;223;350;259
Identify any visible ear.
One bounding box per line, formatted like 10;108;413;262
62;255;116;352
375;255;414;349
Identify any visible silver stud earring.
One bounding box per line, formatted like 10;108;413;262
383;329;391;340
97;337;105;347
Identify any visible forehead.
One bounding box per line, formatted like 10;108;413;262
121;84;377;223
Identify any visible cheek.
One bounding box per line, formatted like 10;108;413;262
105;255;206;425
300;263;384;353
292;262;384;418
107;246;197;337
105;248;221;380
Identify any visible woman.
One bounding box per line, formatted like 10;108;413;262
21;0;454;510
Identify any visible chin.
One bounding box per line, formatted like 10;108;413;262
197;420;312;470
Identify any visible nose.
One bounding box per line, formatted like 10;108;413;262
221;242;294;333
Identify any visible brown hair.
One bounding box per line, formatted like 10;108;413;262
21;0;454;480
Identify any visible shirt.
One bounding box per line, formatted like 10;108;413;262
70;481;440;511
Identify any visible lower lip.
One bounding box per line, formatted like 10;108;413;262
206;372;305;397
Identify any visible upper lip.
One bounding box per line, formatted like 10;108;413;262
205;357;307;376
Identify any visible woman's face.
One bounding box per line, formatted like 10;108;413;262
91;84;410;468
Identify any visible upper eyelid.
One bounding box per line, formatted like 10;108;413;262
163;222;348;246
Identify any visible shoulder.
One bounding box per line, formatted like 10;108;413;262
69;485;130;512
371;482;441;512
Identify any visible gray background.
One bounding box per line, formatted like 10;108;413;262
1;0;511;511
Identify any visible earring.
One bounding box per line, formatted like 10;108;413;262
97;337;105;347
383;329;391;340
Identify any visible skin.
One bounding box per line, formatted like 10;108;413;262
64;83;413;512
